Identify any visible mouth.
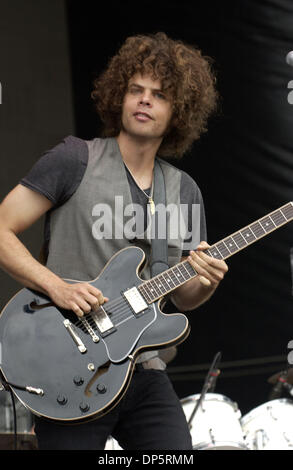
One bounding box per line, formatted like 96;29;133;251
133;111;153;121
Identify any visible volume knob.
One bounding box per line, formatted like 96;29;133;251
57;394;67;405
73;376;84;386
96;383;107;394
79;402;90;412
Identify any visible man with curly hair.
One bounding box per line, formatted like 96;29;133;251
0;32;228;450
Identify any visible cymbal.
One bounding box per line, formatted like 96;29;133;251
268;368;293;385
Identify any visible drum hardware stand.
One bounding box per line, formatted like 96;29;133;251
187;351;222;429
269;368;293;400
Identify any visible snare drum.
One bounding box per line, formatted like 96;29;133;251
241;399;293;450
181;393;247;450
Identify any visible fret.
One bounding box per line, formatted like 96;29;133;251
168;268;181;288
157;273;170;292
232;232;247;248
171;265;187;284
184;262;197;277
250;221;265;238
259;216;275;232
269;215;277;228
208;245;223;259
222;240;232;254
240;227;256;243
138;283;153;303
154;277;167;295
161;271;176;290
270;210;286;226
178;263;193;280
215;241;230;258
148;279;162;298
281;203;293;220
163;271;177;289
223;237;239;253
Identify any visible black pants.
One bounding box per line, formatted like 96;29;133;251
34;368;192;450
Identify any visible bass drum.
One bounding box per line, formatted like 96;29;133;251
241;399;293;450
181;393;247;450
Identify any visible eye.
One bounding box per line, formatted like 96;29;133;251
129;86;142;94
155;92;166;100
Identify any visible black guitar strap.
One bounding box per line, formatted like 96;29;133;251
150;160;169;277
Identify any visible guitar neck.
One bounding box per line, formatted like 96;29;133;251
138;202;293;303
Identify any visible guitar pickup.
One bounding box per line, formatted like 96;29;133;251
123;287;148;315
91;307;116;337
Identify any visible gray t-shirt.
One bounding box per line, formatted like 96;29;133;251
20;136;207;259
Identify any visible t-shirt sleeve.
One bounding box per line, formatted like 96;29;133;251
19;135;88;207
180;171;207;257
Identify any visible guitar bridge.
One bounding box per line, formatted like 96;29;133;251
123;287;148;315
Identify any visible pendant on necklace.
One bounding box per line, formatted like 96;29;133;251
149;197;155;215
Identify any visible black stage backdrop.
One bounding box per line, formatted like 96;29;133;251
0;0;293;419
66;0;293;415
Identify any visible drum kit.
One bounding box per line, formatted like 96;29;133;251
181;393;293;450
181;366;293;450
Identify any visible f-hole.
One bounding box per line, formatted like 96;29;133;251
85;361;111;397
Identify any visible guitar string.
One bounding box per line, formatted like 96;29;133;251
74;206;293;332
74;268;193;329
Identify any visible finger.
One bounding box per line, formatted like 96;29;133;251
71;303;85;318
195;241;211;251
82;292;104;310
87;285;109;304
189;252;222;283
75;297;92;315
199;276;212;287
193;250;228;273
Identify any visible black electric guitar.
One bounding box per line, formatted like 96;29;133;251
0;202;293;424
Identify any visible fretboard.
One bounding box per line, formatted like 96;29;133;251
138;202;293;303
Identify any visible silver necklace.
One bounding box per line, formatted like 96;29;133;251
125;164;155;215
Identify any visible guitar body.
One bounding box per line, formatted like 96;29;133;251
0;247;190;424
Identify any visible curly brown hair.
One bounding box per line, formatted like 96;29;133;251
91;32;218;158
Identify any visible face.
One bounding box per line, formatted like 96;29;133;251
119;73;173;142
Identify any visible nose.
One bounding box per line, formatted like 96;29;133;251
139;90;152;107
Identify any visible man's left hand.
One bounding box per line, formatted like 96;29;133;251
188;241;228;289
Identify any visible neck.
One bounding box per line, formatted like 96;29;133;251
116;131;161;177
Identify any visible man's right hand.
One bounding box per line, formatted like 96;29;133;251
0;185;109;317
48;281;109;317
